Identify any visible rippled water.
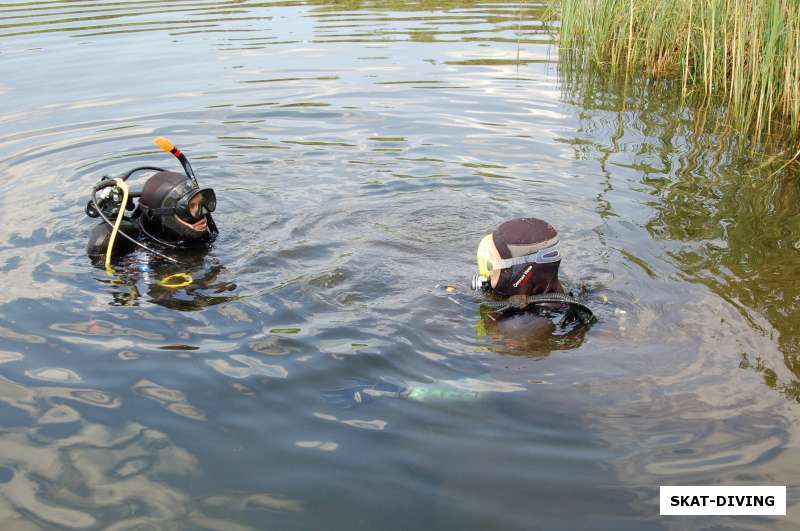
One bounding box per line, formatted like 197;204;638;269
1;1;799;529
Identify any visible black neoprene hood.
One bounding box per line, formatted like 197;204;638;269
491;218;563;296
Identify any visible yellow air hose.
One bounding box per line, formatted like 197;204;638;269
105;178;129;272
103;173;193;289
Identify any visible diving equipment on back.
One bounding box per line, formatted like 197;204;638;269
471;217;595;325
84;137;218;265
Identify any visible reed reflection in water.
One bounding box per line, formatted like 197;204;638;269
0;1;798;530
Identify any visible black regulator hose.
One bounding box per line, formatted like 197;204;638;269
482;292;596;324
123;166;164;181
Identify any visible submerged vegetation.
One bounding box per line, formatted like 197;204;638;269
548;0;800;155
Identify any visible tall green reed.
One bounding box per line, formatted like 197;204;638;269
548;0;800;154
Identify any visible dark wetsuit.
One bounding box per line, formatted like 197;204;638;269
86;220;142;259
478;297;589;355
86;170;215;261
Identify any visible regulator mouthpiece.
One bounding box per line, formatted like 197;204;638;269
85;176;130;219
471;273;489;291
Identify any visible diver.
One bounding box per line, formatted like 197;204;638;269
323;218;596;409
472;217;564;297
86;137;218;264
471;217;595;351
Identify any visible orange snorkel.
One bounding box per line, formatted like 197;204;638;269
153;136;217;234
154;136;198;186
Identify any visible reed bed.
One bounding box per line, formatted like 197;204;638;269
548;0;800;152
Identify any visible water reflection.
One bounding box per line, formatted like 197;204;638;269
24;367;82;383
295;440;339;451
314;411;388;431
559;61;800;402
0;374;199;529
0;351;23;364
476;304;589;356
1;0;799;529
93;254;238;310
0;0;549;48
323;375;525;408
134;379;207;421
201;492;303;513
206;354;288;379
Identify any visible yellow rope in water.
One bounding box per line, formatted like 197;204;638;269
104;178;129;273
103;178;193;289
159;273;193;289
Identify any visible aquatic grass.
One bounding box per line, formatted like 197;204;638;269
547;0;800;154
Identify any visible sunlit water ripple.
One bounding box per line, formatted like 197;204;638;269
0;1;798;530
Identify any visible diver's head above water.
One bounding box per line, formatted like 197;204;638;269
473;217;563;297
138;170;217;246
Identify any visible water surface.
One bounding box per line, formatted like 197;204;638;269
1;1;798;529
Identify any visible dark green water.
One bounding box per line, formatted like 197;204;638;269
0;1;798;529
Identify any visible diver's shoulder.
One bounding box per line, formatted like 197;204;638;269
86;221;141;257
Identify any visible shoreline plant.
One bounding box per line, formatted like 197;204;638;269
547;0;800;157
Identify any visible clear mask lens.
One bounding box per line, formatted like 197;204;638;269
181;188;216;221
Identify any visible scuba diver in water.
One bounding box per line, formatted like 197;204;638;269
86;137;217;262
471;217;564;297
86;137;218;266
471;217;594;353
323;218;596;409
85;137;235;308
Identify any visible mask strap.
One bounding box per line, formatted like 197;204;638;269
147;207;177;217
493;242;561;269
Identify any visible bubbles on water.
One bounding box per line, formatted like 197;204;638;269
613;307;628;333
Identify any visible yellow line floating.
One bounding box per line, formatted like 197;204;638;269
159;272;193;289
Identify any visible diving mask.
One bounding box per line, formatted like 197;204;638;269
149;186;216;223
472;233;561;291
